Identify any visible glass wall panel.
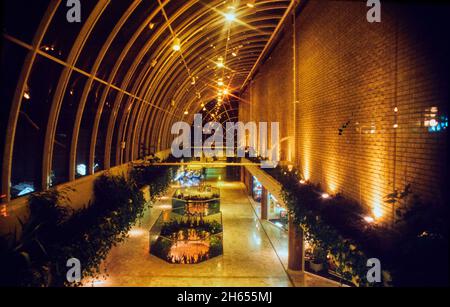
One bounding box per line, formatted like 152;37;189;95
76;81;105;178
95;88;117;171
41;1;97;61
1;0;50;43
97;0;158;81
76;0;133;72
0;41;28;192
51;71;87;186
11;55;63;198
109;95;128;167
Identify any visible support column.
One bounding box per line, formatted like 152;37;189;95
240;166;244;183
288;214;305;271
261;186;268;220
246;171;252;196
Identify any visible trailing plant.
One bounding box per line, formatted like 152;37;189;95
130;156;179;202
246;157;390;286
246;157;448;286
0;174;146;287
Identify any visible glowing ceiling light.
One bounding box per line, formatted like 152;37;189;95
184;110;189;115
23;92;31;100
299;179;306;185
172;37;181;51
247;0;256;8
225;6;236;22
217;56;224;68
218;79;224;86
223;89;229;95
225;12;236;22
232;52;237;57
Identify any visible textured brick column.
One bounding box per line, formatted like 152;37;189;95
261;186;268;220
288;214;305;271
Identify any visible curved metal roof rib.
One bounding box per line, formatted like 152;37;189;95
1;0;295;200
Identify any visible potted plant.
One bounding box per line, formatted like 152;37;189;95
309;247;327;273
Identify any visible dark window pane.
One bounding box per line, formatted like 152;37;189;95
41;1;97;61
97;0;159;80
0;41;28;193
1;0;50;43
109;94;128;167
95;88;117;171
76;0;133;72
51;71;87;186
76;81;105;178
11;55;63;198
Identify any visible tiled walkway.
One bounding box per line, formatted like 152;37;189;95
83;181;339;287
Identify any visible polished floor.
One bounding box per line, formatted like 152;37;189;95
83;180;340;287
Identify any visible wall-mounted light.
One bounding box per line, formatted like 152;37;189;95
321;193;330;199
363;216;375;223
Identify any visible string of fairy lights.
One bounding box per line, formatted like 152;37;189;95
160;0;258;122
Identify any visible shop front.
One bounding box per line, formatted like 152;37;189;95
267;193;288;231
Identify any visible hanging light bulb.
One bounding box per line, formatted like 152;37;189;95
23;85;31;100
217;56;224;68
225;6;236;22
172;37;181;51
247;0;256;8
223;89;229;95
184;110;189;115
217;79;224;87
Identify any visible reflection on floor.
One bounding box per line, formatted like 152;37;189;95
83;181;340;287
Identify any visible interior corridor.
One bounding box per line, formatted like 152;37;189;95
85;180;338;287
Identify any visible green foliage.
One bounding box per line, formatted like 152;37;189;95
0;173;148;287
251;158;448;287
387;192;449;286
130;164;176;202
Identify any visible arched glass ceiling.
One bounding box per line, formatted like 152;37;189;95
1;0;295;200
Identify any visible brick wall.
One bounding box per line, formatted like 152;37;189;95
239;1;449;223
